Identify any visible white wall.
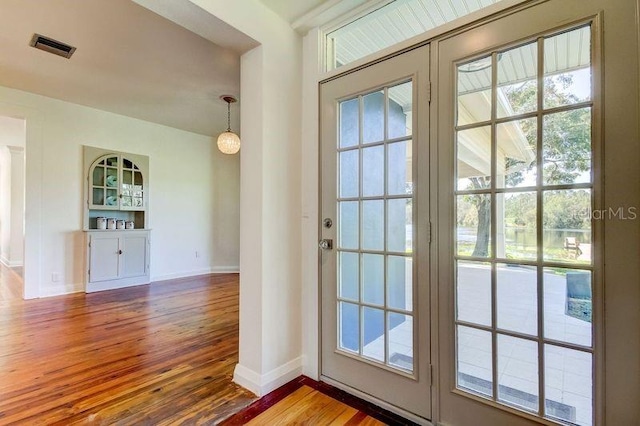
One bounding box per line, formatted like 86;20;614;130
0;116;25;268
0;85;240;297
185;0;303;396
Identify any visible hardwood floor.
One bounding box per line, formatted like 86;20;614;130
0;263;22;303
0;273;256;424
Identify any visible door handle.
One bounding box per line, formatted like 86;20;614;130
319;239;333;250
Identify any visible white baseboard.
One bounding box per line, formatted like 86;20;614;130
151;266;239;282
40;282;84;298
233;357;303;397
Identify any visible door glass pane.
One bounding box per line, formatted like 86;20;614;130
543;108;592;185
457;325;493;397
457;126;492;191
388;81;412;139
362;145;384;197
362;254;384;306
388;313;412;372
106;156;118;167
457;56;492;126
497;42;538;118
362;307;385;362
340;98;359;148
92;166;104;186
340;150;359;198
339;302;359;353
543;189;591;264
544;268;592;347
387;255;412;311
387;198;411;253
339;252;359;301
106;189;118;206
123;169;133;185
457;194;491;258
92;188;104;205
544;26;591;109
545;345;592;426
497;335;538;412
497;118;537;188
497;192;537;260
497;264;537;336
362;200;384;251
339;201;359;249
388;141;412;195
457;261;491;326
106;168;118;188
363;91;384;144
123;158;133;169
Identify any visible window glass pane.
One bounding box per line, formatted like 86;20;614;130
457;126;492;190
497;335;538;412
362;200;384;251
544;26;591;109
340;150;359;198
543;108;592;185
497;118;537;188
339;302;359;353
457;194;492;258
457;57;492;126
388;141;412;196
497;192;537;260
387;256;412;311
544;268;592;347
388;313;413;372
340;98;359;148
388;81;412;139
497;42;538;118
543;189;591;264
362;254;384;306
363;91;384;143
497;264;537;335
339;201;359;250
545;345;592;426
387;198;412;253
457;261;491;327
339;252;359;301
362;145;384;197
362;307;385;362
457;325;493;397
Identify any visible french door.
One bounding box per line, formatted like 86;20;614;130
436;1;603;425
320;45;431;421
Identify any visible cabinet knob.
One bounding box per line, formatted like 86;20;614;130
118;250;123;255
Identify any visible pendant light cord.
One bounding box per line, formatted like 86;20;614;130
227;100;231;132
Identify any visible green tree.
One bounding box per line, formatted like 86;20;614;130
467;73;591;256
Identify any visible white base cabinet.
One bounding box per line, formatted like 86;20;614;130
85;230;150;292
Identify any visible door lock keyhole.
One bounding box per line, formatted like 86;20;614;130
323;218;333;229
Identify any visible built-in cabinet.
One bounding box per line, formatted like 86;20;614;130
83;146;150;292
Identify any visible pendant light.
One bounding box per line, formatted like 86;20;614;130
217;95;240;154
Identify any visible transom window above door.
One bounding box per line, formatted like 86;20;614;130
326;0;505;71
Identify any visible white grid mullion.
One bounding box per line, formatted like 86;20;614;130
490;50;499;402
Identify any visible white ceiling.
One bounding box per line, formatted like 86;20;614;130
259;0;333;23
0;0;250;136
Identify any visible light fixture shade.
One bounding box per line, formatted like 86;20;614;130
217;131;241;154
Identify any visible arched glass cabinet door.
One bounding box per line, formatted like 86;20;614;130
90;155;120;209
89;155;144;211
120;157;144;210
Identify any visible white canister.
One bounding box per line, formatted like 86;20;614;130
125;221;135;230
96;217;107;230
116;219;125;230
107;218;116;230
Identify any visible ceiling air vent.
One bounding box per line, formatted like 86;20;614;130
29;33;76;59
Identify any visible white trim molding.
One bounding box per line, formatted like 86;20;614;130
40;282;84;298
150;267;239;282
233;357;303;397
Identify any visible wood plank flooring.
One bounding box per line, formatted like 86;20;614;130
0;273;256;424
242;385;385;426
0;263;22;303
